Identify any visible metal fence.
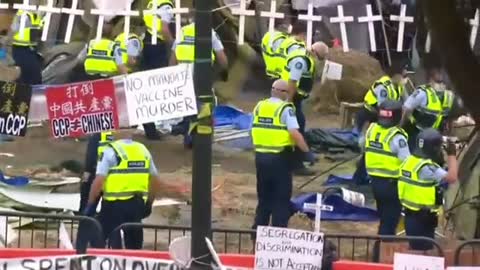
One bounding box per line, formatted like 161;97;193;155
454;239;480;266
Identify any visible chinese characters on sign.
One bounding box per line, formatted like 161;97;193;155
0;81;32;136
45;79;119;138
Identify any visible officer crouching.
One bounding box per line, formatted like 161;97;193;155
398;128;458;250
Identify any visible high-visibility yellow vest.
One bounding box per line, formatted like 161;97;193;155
12;11;43;47
277;36;306;73
114;32;143;71
103;140;150;202
97;132;114;159
84;39;119;76
251;99;295;153
281;49;315;98
143;0;173;40
410;85;443;129
439;90;454;116
363;76;404;111
398;155;441;213
261;31;288;78
174;23;215;63
365;123;408;178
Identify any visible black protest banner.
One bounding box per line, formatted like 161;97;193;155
0;81;32;136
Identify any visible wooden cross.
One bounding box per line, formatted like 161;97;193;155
470;9;479;49
143;0;161;45
303;193;334;233
113;1;140;44
90;1;118;41
425;31;431;53
61;0;84;43
298;0;322;49
38;0;62;42
172;0;189;40
231;0;255;45
13;0;37;40
390;4;414;52
358;4;382;52
0;1;9;10
260;0;285;39
330;5;353;52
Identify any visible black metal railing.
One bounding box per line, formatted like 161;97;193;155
454;239;480;266
0;211;103;254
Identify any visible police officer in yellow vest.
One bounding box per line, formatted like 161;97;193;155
398;128;458;250
364;100;410;261
276;21;308;68
261;25;288;79
436;89;465;134
114;30;144;72
85;130;186;249
4;8;44;85
170;21;228;148
251;79;316;230
281;42;328;176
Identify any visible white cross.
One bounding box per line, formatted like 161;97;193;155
172;0;189;41
143;0;162;45
330;5;354;52
61;0;84;43
13;0;37;40
114;1;140;44
91;1;118;41
0;1;9;10
425;32;431;53
231;0;255;45
358;4;382;52
303;193;334;233
470;9;479;49
390;4;414;52
260;0;285;38
298;0;322;49
38;0;62;42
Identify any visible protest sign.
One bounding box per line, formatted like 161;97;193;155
321;60;343;82
394;253;444;270
0;81;32;136
45;79;119;138
254;226;324;270
123;64;198;126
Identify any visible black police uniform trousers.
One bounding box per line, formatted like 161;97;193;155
292;96;307;170
99;195;146;249
252;150;293;232
12;45;42;85
404;208;438;250
140;32;169;139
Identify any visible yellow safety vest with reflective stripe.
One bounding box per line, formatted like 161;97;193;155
277;37;306;73
97;132;114;159
261;31;288;78
398;155;441;213
12;11;43;47
364;76;404;111
281;49;315;98
410;85;443;129
103;140;150;202
439;90;454;117
143;0;173;40
251;99;295;153
114;32;143;71
174;23;215;63
365;123;408;178
84;39;119;76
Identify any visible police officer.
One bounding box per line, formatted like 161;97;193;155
251;79;316;230
141;0;174;140
114;27;144;73
84;130;185;249
364;100;410;261
4;7;43;85
170;20;228;148
398;128;458;250
261;25;288;79
277;21;307;68
281;42;328;176
354;63;408;137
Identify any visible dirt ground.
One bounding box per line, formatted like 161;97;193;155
0;88;378;251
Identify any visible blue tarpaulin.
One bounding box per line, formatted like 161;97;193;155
323;174;354;186
213;105;252;130
0;171;29;186
291;192;378;222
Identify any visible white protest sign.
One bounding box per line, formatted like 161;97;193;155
393;253;444;270
254;226;324;270
321;60;343;82
340;187;365;207
123;64;198;126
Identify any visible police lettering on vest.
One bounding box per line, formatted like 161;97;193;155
13;11;43;47
251;99;295;153
398;155;441;212
365;123;408;178
364;76;404;112
280;50;315;98
410;85;443;129
0;114;27;136
261;31;288;78
84;39;119;76
143;0;173;40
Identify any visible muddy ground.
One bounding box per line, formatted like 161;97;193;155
0;88;378;253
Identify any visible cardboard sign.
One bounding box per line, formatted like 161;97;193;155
0;81;32;136
394;253;444;270
322;60;343;81
123;64;198;126
45;79;119;138
254;226;324;270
